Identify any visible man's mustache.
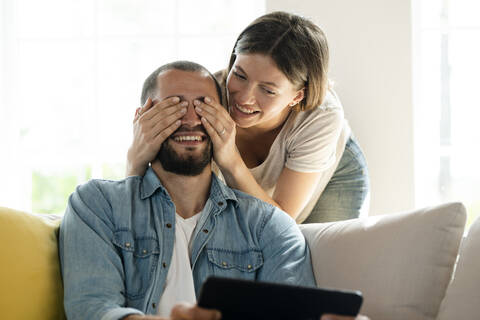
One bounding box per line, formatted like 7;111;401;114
173;125;208;135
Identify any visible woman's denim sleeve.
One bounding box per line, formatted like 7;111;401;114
255;206;316;287
59;181;144;320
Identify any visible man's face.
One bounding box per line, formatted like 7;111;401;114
154;69;219;176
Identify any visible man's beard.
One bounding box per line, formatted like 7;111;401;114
156;130;212;176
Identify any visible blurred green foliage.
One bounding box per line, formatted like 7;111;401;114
31;163;124;214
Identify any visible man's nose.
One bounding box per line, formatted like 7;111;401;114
181;101;201;127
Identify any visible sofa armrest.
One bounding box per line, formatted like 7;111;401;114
437;215;480;320
0;207;65;320
300;202;466;320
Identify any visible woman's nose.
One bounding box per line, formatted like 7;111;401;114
235;85;256;106
181;102;201;127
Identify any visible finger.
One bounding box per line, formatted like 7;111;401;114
194;97;229;121
171;303;221;320
201;117;224;146
138;101;186;135
150;109;186;139
197;109;228;137
141;96;181;120
204;96;226;111
137;97;153;117
149;100;188;125
133;107;141;123
194;98;233;134
191;307;221;320
143;97;154;110
151;119;182;147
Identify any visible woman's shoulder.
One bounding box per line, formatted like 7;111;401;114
290;89;344;126
317;86;343;112
214;69;228;84
281;88;345;144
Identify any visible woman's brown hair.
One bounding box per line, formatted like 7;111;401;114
227;11;329;112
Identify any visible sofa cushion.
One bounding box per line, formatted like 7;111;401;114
436;215;480;320
300;202;466;320
0;207;65;320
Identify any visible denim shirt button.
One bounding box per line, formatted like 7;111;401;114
222;261;227;266
125;242;131;248
152;303;156;309
202;229;208;234
217;201;224;206
162;262;167;268
247;264;252;270
142;249;147;254
166;223;172;228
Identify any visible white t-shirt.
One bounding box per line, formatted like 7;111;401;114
157;211;202;317
216;88;351;223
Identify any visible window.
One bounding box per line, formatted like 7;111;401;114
0;0;265;214
414;0;480;228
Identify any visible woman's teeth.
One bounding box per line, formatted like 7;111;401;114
174;135;202;142
236;104;256;114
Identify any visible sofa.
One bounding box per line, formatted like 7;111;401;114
0;202;478;319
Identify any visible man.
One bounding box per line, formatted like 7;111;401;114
59;61;364;320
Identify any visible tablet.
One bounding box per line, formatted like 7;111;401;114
198;277;363;320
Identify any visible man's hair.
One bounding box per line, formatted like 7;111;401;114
140;60;223;106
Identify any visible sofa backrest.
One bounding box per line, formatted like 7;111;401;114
436;215;480;320
300;202;466;320
0;207;66;320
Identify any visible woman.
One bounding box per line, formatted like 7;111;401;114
127;11;369;223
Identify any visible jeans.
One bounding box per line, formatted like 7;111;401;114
303;135;370;223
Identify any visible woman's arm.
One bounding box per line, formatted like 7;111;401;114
220;152;323;219
195;97;324;219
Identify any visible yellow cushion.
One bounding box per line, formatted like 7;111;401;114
0;207;65;320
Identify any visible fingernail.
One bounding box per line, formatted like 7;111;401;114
172;97;180;103
193;100;200;106
181;108;187;114
175;120;181;125
181;101;188;107
205;96;211;103
196;106;202;113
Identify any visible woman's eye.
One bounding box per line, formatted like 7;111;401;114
233;71;246;80
262;87;276;95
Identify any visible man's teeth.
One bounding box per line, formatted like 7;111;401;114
236;104;256;114
174;136;202;142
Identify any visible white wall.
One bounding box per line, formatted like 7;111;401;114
266;0;415;215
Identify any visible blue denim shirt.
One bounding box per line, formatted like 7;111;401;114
59;168;315;320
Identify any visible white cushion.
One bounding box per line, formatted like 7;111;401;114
300;202;466;320
436;215;480;320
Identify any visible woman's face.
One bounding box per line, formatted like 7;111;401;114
226;53;304;130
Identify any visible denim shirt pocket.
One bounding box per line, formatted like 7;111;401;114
206;248;263;280
113;230;160;300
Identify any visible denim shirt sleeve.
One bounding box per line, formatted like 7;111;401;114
255;206;316;287
59;181;144;320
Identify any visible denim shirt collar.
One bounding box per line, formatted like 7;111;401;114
140;167;239;210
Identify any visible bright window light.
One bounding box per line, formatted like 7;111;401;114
414;0;480;228
0;0;265;214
